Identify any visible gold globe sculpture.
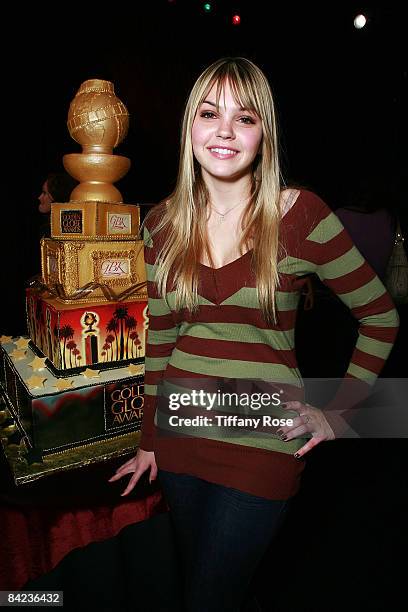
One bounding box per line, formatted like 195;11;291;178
63;79;131;203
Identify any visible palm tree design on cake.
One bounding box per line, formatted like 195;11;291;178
136;336;142;358
102;343;110;361
72;347;80;367
59;325;74;370
66;340;77;368
53;325;62;369
105;334;115;361
125;316;137;359
106;320;119;360
129;331;139;358
113;307;129;361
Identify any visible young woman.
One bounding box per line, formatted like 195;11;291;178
109;58;399;611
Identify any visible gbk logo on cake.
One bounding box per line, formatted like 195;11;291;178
105;379;144;429
101;259;129;278
61;210;83;234
108;213;131;234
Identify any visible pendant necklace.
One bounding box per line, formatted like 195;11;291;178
210;199;248;223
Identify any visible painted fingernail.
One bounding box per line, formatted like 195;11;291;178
294;453;301;459
280;403;287;409
281;434;288;441
276;429;284;436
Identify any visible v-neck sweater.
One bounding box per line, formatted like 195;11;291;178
139;190;399;499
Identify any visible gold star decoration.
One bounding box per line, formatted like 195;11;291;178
15;337;31;350
10;349;27;361
0;335;13;344
28;356;48;370
83;368;100;379
128;363;145;376
26;375;47;389
54;378;75;391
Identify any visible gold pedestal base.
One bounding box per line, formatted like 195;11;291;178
1;429;140;485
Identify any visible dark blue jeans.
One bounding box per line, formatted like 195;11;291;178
158;469;290;612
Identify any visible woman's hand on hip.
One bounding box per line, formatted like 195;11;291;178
278;401;335;459
108;448;158;496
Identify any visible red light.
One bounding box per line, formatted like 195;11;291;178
232;14;241;25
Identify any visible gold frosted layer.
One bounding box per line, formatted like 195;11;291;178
50;201;140;240
41;238;146;301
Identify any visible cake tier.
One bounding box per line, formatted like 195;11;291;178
0;339;144;462
26;290;148;374
50;201;140;240
40;237;146;301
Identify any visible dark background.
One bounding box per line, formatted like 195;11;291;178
3;0;406;335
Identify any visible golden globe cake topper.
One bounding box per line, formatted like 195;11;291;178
63;79;130;204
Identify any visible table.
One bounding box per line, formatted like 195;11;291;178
0;448;181;609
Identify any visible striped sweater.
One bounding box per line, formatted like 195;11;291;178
139;190;399;499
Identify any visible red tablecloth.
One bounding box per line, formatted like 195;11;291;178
0;454;167;590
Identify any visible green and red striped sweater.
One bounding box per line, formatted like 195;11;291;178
139;190;399;499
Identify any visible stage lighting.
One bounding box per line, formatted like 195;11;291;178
353;14;367;29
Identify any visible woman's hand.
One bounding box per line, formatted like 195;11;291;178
108;448;158;496
278;401;335;459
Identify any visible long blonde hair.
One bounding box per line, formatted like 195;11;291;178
145;57;283;324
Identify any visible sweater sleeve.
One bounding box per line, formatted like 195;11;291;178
139;220;180;451
302;197;400;433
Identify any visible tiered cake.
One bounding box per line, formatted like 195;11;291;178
0;80;148;472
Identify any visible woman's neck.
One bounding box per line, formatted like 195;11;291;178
202;171;252;212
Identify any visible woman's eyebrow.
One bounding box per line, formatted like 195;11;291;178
201;99;249;111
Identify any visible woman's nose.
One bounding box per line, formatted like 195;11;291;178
216;117;235;139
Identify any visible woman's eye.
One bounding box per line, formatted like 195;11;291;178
200;111;216;119
239;116;256;124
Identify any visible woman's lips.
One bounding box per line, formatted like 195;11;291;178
208;146;239;159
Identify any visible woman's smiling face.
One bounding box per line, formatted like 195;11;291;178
191;80;263;183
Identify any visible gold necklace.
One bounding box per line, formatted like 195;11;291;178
210;199;247;222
